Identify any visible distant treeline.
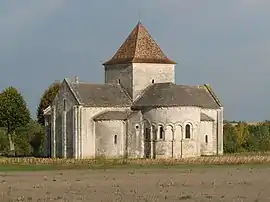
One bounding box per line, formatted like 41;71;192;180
224;121;270;153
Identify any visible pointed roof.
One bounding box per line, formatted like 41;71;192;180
103;22;176;65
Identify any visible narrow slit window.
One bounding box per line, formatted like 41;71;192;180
63;99;66;111
152;79;155;83
205;135;208;143
114;135;117;144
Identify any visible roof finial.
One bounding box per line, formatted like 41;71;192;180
137;9;142;25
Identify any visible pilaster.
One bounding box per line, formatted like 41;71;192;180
141;125;145;158
51;106;56;158
62;111;67;158
150;126;154;159
73;106;78;159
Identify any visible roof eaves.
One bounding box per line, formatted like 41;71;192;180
203;84;223;107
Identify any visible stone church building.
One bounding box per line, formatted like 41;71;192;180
43;22;224;159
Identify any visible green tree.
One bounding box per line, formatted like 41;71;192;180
37;82;60;125
235;122;250;151
223;123;238;153
14;120;45;156
245;125;260;152
0;86;31;153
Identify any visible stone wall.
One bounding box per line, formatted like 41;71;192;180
104;64;133;97
52;79;79;158
200;108;223;155
95;120;125;157
81;107;129;158
44;115;51;157
104;63;175;101
143;106;210;159
126;111;143;158
132;63;175;100
200;121;214;155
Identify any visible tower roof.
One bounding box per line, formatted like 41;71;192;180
103;22;176;65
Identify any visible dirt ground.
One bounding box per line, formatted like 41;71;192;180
0;166;270;201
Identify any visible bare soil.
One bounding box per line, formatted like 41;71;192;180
0;166;270;201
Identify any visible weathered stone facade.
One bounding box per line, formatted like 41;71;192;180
43;22;223;159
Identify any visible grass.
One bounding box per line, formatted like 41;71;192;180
1;154;270;172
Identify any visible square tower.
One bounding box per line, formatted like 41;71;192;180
103;22;176;101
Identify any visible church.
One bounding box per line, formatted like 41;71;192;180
43;22;224;159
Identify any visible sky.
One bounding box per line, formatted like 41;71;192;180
0;1;270;121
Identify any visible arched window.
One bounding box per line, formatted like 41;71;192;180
205;135;208;143
145;128;150;141
152;79;155;83
159;125;165;140
185;124;191;139
114;135;117;144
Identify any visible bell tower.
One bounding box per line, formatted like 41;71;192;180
103;22;176;101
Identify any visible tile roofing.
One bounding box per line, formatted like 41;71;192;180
200;113;215;121
103;21;176;65
69;81;132;107
132;83;220;109
67;79;220;109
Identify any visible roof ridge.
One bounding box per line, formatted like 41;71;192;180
132;22;140;61
75;82;117;86
116;83;132;102
64;78;82;104
132;83;155;104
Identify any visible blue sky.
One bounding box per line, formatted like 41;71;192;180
1;1;270;121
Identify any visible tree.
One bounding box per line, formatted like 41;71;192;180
235;122;250;150
14;120;45;156
37;82;60;125
223;123;238;153
0;87;31;153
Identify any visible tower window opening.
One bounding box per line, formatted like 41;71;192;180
152;79;155;83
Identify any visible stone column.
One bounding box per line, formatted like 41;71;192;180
73;106;78;159
219;107;224;155
150;126;154;159
180;126;184;158
51;106;56;158
44;118;48;157
141;125;145;158
171;128;175;159
62;111;67;158
77;106;81;159
135;128;140;157
78;106;83;159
